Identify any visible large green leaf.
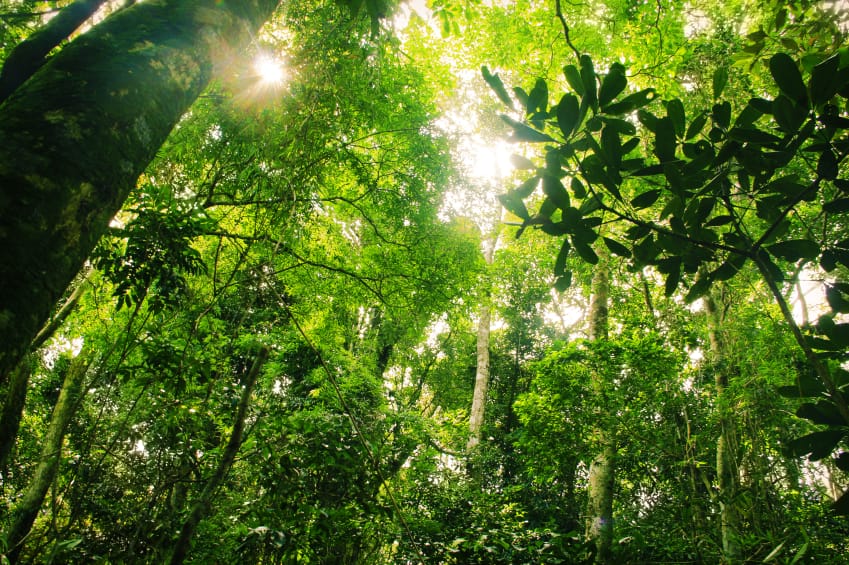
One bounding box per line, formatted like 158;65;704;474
599;63;627;108
769;53;808;104
665;99;686;138
482;66;515;109
554;239;571;276
501;115;556;143
810;53;842;107
603;237;630;258
789;430;846;461
712;67;728;99
603;89;657;115
654;117;677;162
767;239;820;262
796;401;846;426
630;189;662;209
556;93;580;138
580;55;598;111
542;175;570;210
563;64;585;96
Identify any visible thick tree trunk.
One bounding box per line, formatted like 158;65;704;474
168;346;268;565
586;249;614;564
467;238;495;451
704;292;741;563
0;0;110;104
4;354;89;563
0;360;32;473
0;0;280;383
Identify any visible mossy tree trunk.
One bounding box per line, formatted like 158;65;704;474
3;354;90;563
0;0;280;385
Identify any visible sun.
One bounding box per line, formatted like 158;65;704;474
253;54;285;85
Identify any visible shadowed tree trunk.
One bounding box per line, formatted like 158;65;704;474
586;247;614;564
0;0;280;387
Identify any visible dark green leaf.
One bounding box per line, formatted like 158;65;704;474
603;237;631;258
498;193;530;220
554;239;571;276
767;239;820;262
527;78;549;114
684;276;711;303
631;189;662;209
712;102;732;129
654;117;677;162
542;175;570;210
713;67;728;99
573;240;599;264
554;271;573;291
603;89;657;115
482;66;515;109
665;99;686;138
580;55;598;111
824;198;849;214
770;53;808;104
728;127;782;145
818;150;839;180
810;53;841;107
789;430;846;461
826;284;849;313
571;177;586;198
685;112;708;140
563;64;585;96
835;452;849;472
796;401;846;426
664;266;681;297
599;62;627;108
773;94;808;133
834;489;849;516
705;215;734;227
556;93;580;138
501;115;556;143
514;175;539;198
712;255;747;281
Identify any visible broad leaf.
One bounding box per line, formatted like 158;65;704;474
712;67;728;99
769;53;807;104
501;115;556;143
599;63;627;108
556;93;580;138
789;430;846;461
630;189;662;209
603;237;631;258
767;239;820;262
482;66;514;109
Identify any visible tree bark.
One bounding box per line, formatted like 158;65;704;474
4;354;90;563
586;248;614;564
0;0;110;104
0;359;32;473
0;0;280;384
704;290;741;564
168;346;268;565
467;237;495;451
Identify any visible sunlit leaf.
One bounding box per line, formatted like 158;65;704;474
481;66;515;109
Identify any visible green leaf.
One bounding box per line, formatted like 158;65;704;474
556;93;580;138
711;255;747;281
580;55;598;111
603;89;656;115
664;266;681;297
510;154;536;170
554;271;573;291
631;189;662;209
773;94;808;133
599;62;627;108
527;78;549;114
482;66;515;109
769;53;808;104
513;175;540;198
728;127;782;145
572;240;599;264
665;99;686;138
554;239;571;276
834;489;849;516
712;67;728;99
542;175;570;210
654;117;677;162
824;198;849;214
767;239;820;262
571;177;586;198
684;276;711;303
498;193;530;220
685;112;708;140
563;64;585;96
826;284;849;313
796;401;846;426
603;237;631;258
810;53;841;107
789;430;846;461
501;115;556;143
712;102;732;129
818;150;839;180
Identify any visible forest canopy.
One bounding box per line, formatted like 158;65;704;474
1;0;849;563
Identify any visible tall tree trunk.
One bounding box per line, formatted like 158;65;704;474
704;291;741;563
0;0;280;384
467;238;495;451
0;0;110;104
168;346;269;565
4;354;90;563
586;249;614;564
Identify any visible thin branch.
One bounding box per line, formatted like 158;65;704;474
555;0;581;62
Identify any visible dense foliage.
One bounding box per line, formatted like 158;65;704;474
1;0;848;563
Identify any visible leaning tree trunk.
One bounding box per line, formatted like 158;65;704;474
704;290;741;563
0;0;280;385
0;0;110;104
4;354;90;563
586;247;614;564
